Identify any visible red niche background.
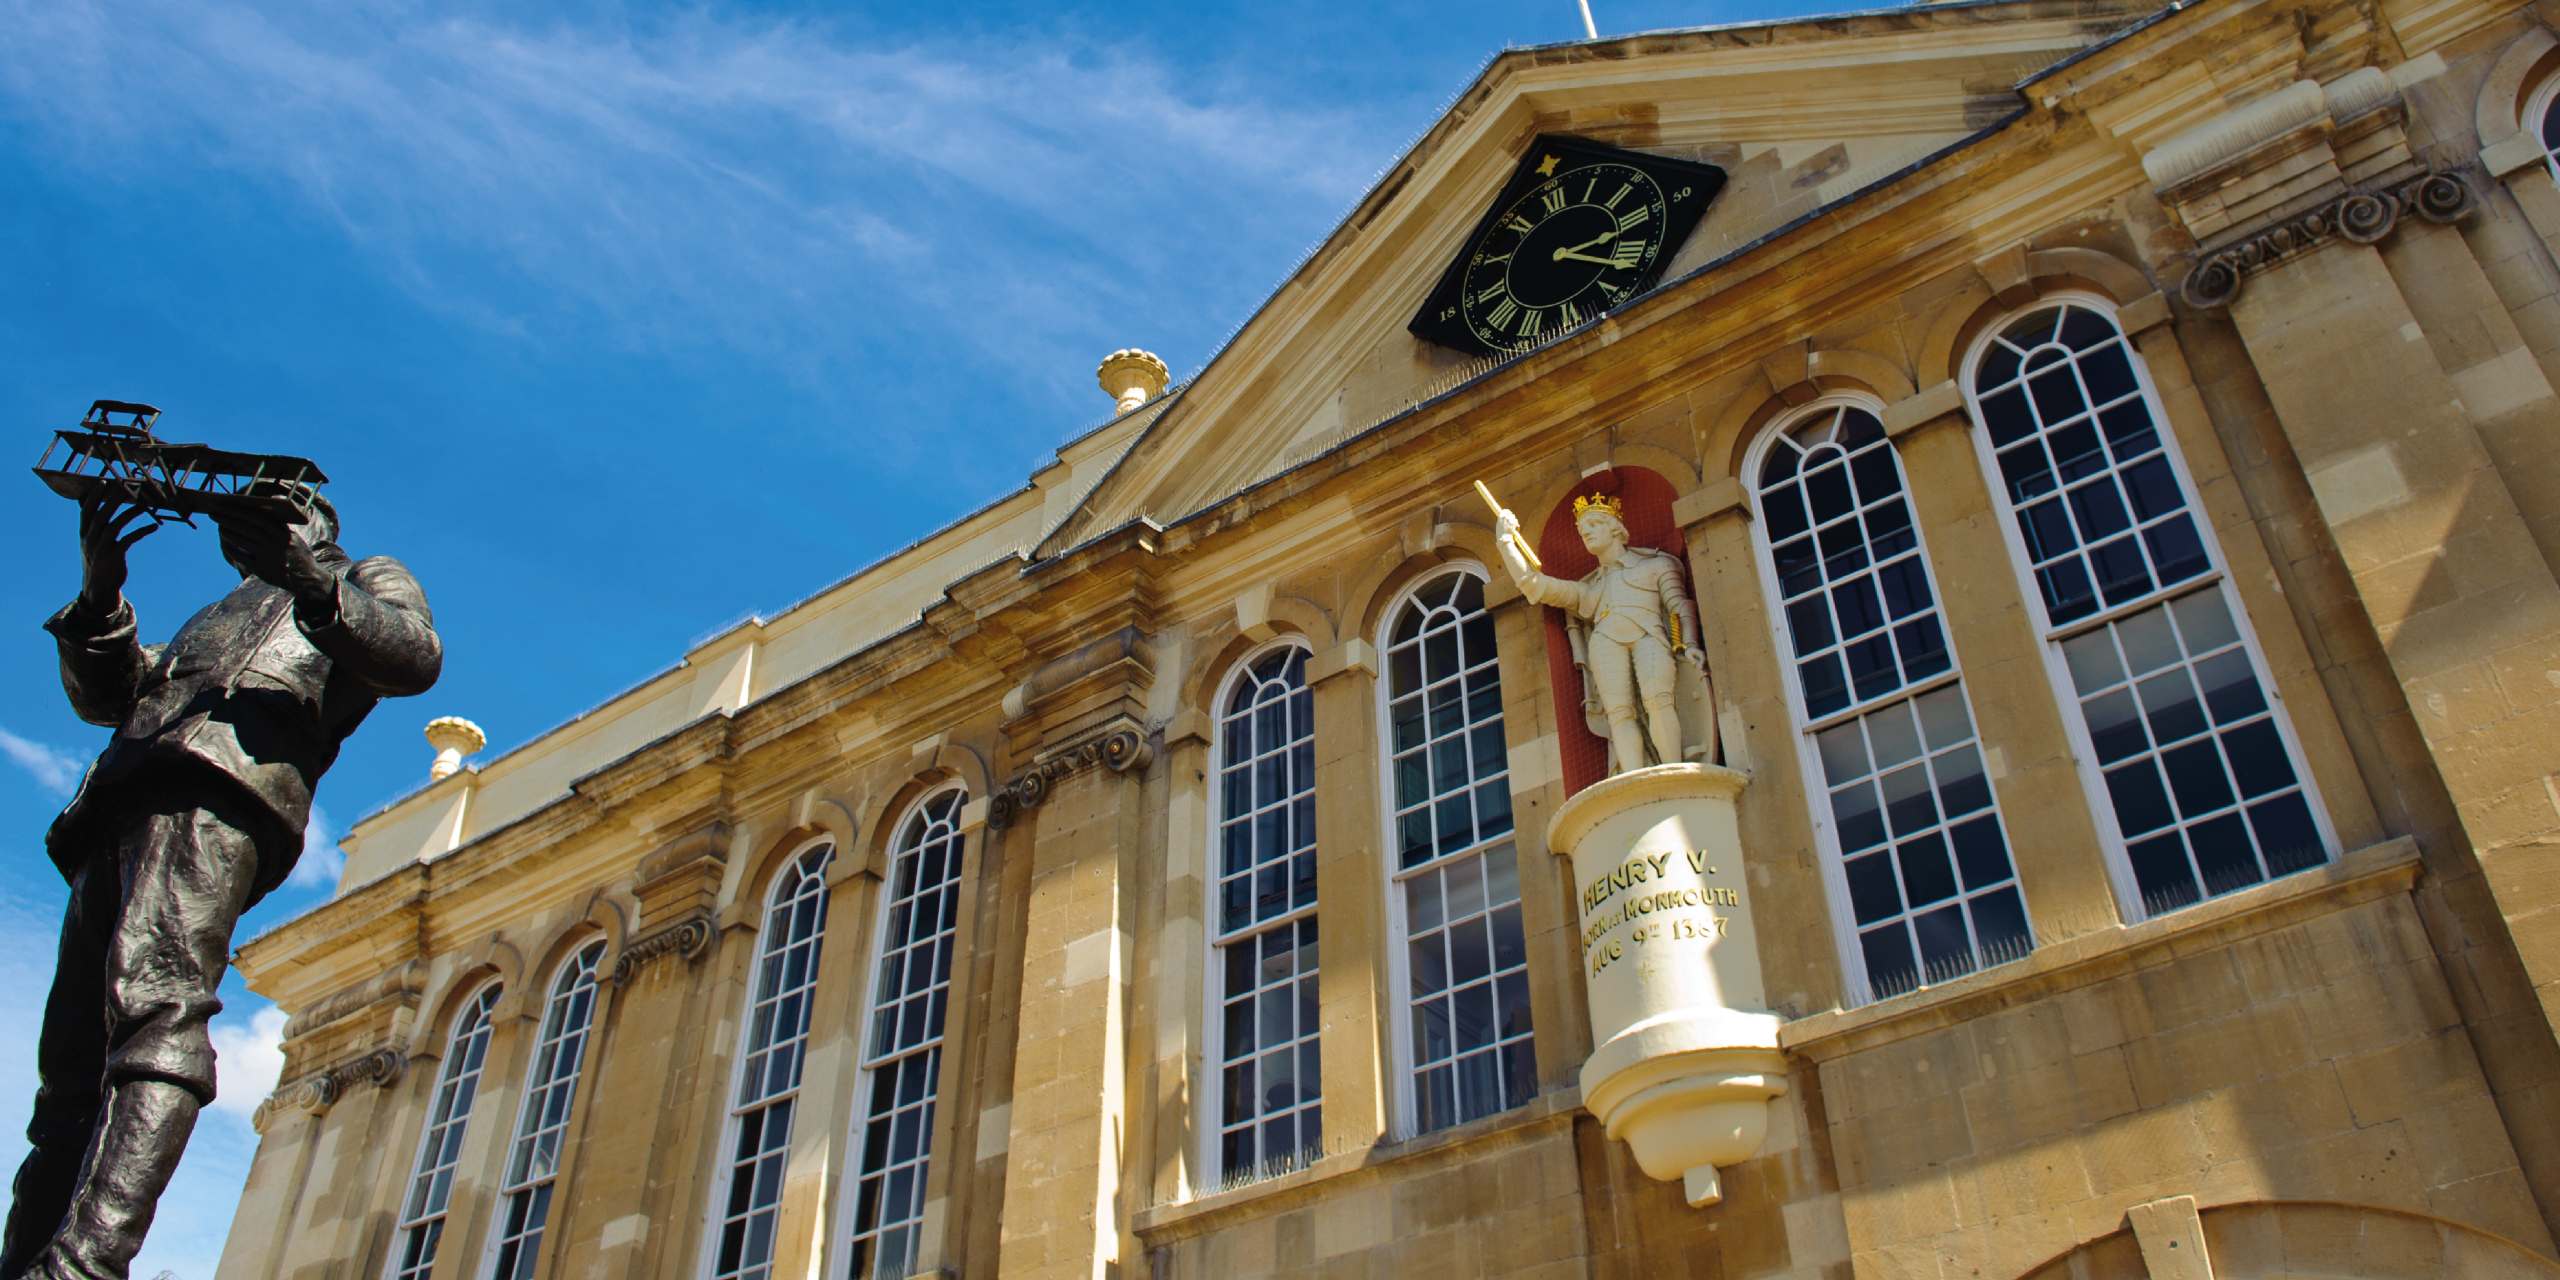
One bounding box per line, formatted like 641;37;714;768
1535;466;1688;797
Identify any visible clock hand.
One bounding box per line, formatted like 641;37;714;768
1552;231;1618;261
1552;248;1631;266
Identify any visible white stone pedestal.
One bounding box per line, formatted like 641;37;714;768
1551;763;1787;1207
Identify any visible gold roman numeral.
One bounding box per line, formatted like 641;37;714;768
1486;296;1520;329
1606;183;1633;210
1612;239;1645;268
1561;300;1584;327
1618;205;1651;231
1522;307;1546;337
1475;283;1507;303
1504;213;1534;234
1541;187;1567;215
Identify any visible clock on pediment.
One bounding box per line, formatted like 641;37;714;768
1408;135;1728;357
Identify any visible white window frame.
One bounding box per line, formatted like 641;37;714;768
386;979;503;1280
1372;563;1535;1138
1958;291;2341;921
2527;72;2560;186
826;785;969;1280
482;939;607;1280
700;838;836;1280
1198;638;1322;1189
1742;394;2034;1004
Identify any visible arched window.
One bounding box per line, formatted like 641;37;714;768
1753;401;2034;1002
1965;298;2334;916
1380;569;1533;1134
2527;72;2560;186
1207;643;1319;1186
388;982;502;1280
710;843;834;1280
838;790;967;1279
488;940;606;1280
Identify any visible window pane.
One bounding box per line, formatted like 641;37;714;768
1760;407;2036;1005
391;986;502;1280
1971;309;2334;920
490;943;608;1276
1757;407;1953;718
846;796;967;1278
715;846;834;1280
1216;651;1322;1184
1970;302;2217;622
1397;842;1531;1137
2061;588;2329;917
1384;571;1512;871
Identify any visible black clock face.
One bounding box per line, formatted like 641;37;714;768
1409;136;1727;358
1457;162;1669;346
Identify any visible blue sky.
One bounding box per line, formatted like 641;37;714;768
0;0;1837;1270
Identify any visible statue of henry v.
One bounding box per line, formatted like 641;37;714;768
1492;493;1714;775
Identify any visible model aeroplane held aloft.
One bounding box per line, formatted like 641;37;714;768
32;400;329;526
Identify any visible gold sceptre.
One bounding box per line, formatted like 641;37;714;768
1472;479;1543;569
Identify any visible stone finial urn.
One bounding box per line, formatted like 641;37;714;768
1551;762;1787;1207
1096;349;1170;414
424;716;486;781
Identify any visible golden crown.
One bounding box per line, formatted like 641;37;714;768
1573;493;1625;521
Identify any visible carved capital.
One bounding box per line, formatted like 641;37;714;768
985;724;1153;828
2180;170;2478;309
252;1044;408;1132
611;910;717;986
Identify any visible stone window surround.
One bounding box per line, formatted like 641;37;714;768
1955;289;2344;926
1741;393;2036;1006
1200;637;1324;1188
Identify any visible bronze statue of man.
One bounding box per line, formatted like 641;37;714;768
4;487;441;1280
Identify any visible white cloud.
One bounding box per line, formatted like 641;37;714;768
0;1;1381;397
0;726;82;796
207;1004;288;1123
288;805;342;891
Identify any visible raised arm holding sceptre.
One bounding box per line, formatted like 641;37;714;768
1474;480;1712;776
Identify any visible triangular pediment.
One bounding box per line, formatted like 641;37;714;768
1046;3;2124;550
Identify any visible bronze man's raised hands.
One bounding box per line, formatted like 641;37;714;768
74;495;157;618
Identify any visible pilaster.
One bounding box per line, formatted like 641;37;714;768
2220;228;2560;1036
1306;639;1391;1155
991;628;1159;1280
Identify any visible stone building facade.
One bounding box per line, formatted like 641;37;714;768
212;0;2560;1274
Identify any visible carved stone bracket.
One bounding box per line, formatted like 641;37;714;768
2180;170;2479;308
985;726;1153;829
249;1044;407;1133
611;910;716;986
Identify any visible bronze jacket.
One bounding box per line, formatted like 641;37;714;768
43;548;442;892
